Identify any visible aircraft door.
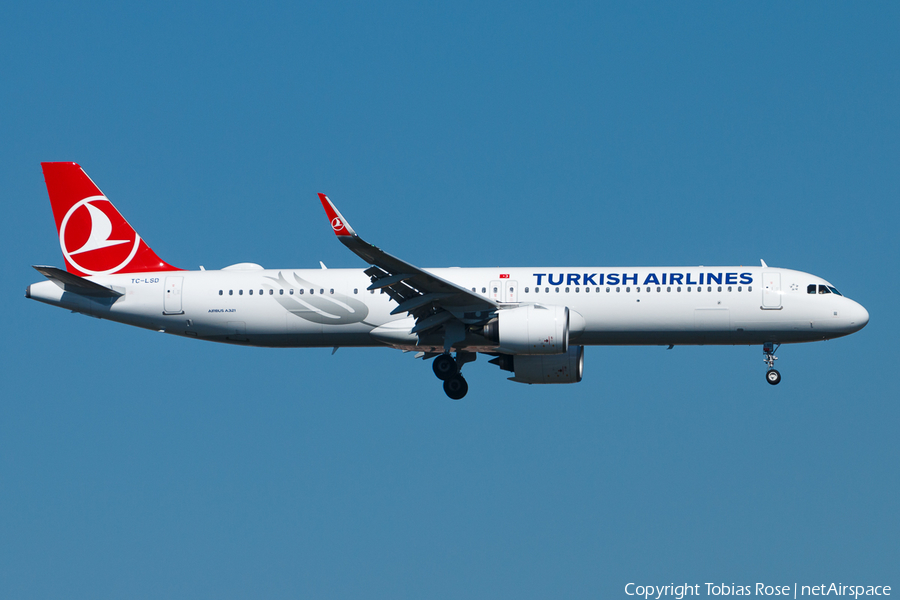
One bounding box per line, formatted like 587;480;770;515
762;272;782;309
490;280;518;303
490;280;502;301
164;276;184;315
505;280;518;303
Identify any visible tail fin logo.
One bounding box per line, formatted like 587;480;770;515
59;196;141;275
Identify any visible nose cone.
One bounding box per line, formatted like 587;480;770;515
848;301;869;333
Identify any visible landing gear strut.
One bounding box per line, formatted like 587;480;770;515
432;352;472;399
763;342;781;385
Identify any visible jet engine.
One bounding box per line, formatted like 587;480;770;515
480;304;571;355
489;346;584;384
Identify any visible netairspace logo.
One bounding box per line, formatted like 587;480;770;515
624;583;891;599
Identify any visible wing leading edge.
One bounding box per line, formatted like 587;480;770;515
317;194;498;341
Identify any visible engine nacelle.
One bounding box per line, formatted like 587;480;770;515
481;304;570;355
490;346;584;384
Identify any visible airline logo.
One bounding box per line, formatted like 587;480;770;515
318;193;352;237
41;162;180;276
532;272;754;286
60;195;142;275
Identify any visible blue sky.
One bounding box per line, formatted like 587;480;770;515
2;2;898;598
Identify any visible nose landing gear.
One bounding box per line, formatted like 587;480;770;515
763;342;781;385
432;352;473;399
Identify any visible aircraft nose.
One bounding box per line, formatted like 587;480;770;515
848;301;869;332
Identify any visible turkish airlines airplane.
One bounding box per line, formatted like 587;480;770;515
28;162;869;398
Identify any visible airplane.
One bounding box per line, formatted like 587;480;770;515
27;162;869;399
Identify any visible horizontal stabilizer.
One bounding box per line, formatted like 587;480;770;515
32;265;123;298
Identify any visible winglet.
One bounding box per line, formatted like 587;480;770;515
318;193;356;237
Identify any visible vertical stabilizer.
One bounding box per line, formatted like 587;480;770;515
41;162;180;275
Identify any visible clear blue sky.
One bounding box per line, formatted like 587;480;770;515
2;2;898;598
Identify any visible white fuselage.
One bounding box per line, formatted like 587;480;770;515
27;265;869;351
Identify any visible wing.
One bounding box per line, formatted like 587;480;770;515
318;194;498;338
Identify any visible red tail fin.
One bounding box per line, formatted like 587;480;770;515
41;162;180;276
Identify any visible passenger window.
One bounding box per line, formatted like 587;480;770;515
525;287;529;293
686;287;691;292
738;286;742;292
259;290;263;295
330;289;334;294
555;287;560;293
606;287;610;292
667;286;671;292
280;289;284;295
677;287;681;292
728;286;732;292
596;287;600;293
808;284;817;294
290;289;295;295
656;287;661;292
353;288;358;294
299;289;304;295
370;290;374;294
718;286;722;292
310;289;314;294
493;287;498;293
575;287;580;293
616;287;620;292
482;287;486;293
748;286;752;292
239;290;243;295
625;287;630;292
565;287;570;293
585;287;590;293
707;286;712;292
249;289;253;295
535;287;540;294
219;290;223;295
229;290;233;296
320;289;324;295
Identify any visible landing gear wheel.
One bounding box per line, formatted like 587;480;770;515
433;354;457;381
766;369;782;385
443;374;468;399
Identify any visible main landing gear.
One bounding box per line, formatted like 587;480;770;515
432;352;470;400
763;342;781;385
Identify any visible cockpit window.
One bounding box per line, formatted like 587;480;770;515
807;284;817;294
828;286;842;296
818;285;831;294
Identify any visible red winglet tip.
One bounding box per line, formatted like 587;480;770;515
318;193;351;237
